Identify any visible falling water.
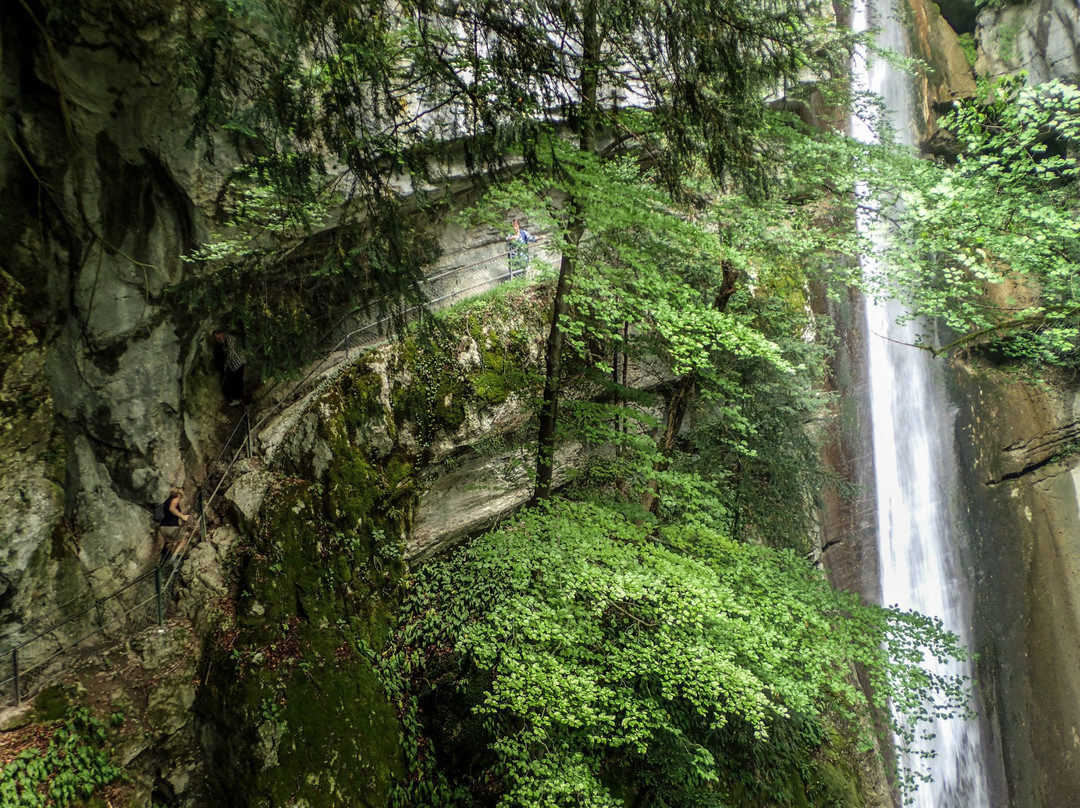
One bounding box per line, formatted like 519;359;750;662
851;0;991;805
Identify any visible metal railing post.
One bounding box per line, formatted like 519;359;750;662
12;648;19;706
245;413;253;459
154;566;164;626
345;331;350;361
198;491;206;543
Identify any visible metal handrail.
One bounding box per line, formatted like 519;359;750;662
0;247;514;650
246;245;526;435
0;237;544;706
0;569;157;657
250;242;513;408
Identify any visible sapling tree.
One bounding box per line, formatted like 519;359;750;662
870;77;1080;363
401;0;854;499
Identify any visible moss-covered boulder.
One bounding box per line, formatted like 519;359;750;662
196;474;408;807
195;286;557;806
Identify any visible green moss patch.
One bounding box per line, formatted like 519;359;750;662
197;473;411;807
32;684;71;723
195;284;556;806
384;289;546;456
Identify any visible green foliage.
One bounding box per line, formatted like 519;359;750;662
0;708;123;808
683;292;836;550
387;499;971;807
170;0;857;375
409;0;852;194
874;77;1080;364
173;0;445;376
956;34;978;68
466;127;847;546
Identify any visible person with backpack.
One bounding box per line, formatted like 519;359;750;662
154;488;188;563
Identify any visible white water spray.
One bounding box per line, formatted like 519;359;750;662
851;0;991;805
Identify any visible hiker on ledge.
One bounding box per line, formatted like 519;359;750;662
506;219;536;278
157;488;188;563
213;329;246;407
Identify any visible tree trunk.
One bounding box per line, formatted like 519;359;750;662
533;0;599;502
534;241;580;500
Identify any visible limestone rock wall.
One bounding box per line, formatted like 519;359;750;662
906;0;977;144
950;363;1080;808
976;0;1080;84
0;0;531;663
0;0;227;655
0;270;65;627
183;286;567;807
262;287;556;562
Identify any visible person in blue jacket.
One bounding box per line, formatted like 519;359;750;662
506;219;536;277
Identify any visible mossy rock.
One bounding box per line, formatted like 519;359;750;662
807;759;863;808
33;683;71;722
259;651;401;807
197;474;410;808
194;284;554;806
378;290;546;456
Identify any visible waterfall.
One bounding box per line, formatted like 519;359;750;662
851;0;992;805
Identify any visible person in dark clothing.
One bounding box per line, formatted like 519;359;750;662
157;488;188;562
213;329;246;406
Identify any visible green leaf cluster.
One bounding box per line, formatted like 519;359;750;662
871;77;1080;364
469;126;848;547
387;499;970;807
0;708;123;808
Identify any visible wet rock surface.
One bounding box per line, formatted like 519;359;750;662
0;0;220;655
951;362;1080;808
907;0;978;137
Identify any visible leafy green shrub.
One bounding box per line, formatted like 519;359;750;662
0;708;123;808
878;77;1080;364
957;33;977;68
386;499;971;807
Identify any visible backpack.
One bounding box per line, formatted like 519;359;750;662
152;501;167;523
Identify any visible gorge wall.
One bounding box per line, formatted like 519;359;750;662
0;3;544;801
0;0;516;657
0;0;222;650
925;4;1080;805
2;0;1080;806
951;363;1080;807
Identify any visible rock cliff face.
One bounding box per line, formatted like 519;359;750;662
828;4;1080;806
918;5;1080;805
950;363;1080;808
976;0;1080;84
0;5;547;801
905;0;977;143
0;0;517;659
0;0;222;654
188;285;563;806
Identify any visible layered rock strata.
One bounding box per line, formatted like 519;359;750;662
951;363;1080;808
